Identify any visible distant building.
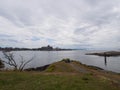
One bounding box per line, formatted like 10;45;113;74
41;45;53;50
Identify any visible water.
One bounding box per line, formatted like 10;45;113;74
0;50;120;73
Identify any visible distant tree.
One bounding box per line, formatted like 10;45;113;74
1;51;33;71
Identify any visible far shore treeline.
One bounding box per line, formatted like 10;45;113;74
0;45;75;51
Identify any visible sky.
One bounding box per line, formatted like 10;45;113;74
0;0;120;49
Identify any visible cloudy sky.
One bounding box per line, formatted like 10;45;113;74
0;0;120;49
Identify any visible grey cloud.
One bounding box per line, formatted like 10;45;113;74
0;34;13;38
0;38;19;43
0;0;120;49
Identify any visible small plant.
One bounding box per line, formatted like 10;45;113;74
61;58;71;63
0;59;4;69
82;77;89;81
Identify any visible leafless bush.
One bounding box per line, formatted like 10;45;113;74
1;51;33;71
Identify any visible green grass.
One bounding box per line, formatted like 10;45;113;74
0;60;120;90
0;71;119;90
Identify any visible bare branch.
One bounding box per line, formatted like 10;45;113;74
19;55;24;70
19;57;33;71
9;53;17;67
3;52;15;65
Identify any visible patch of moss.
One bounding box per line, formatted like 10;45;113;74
100;76;110;83
46;65;55;72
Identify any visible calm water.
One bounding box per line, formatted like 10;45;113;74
0;50;120;73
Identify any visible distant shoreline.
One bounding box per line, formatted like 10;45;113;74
0;49;76;52
0;45;78;51
86;51;120;56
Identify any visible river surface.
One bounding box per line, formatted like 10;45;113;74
0;50;120;73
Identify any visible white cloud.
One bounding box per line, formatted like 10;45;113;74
0;0;120;49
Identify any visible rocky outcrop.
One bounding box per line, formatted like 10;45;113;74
25;64;50;71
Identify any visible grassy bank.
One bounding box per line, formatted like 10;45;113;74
0;60;120;90
0;71;119;90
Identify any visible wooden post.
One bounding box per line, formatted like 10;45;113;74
104;53;107;66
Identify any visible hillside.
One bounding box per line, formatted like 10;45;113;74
45;59;90;73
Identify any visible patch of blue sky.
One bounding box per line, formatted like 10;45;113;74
47;38;55;44
31;36;41;41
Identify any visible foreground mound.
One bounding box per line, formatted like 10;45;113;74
26;59;105;73
45;59;90;73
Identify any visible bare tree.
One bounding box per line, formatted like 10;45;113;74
1;51;33;71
